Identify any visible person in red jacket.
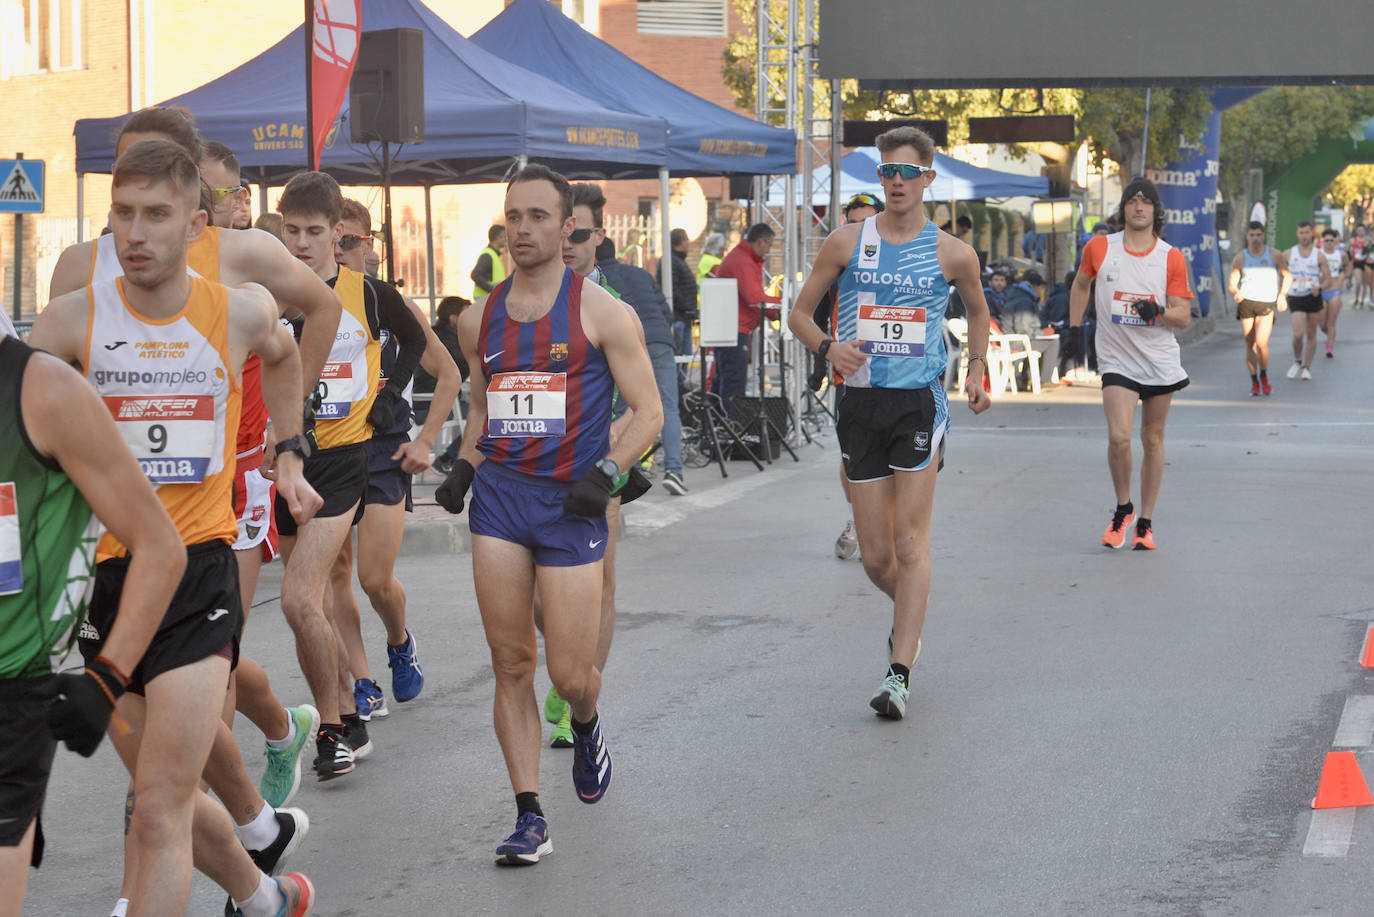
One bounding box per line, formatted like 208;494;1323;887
711;223;781;413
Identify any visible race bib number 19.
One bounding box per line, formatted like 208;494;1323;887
487;372;567;438
0;482;21;596
857;302;925;358
104;395;216;484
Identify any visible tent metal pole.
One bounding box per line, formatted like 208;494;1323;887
658;166;672;309
77;172;85;243
424;183;438;320
382;141;395;285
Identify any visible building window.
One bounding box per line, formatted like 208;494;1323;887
0;0;84;78
636;0;727;37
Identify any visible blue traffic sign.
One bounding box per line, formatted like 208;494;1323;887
0;160;44;214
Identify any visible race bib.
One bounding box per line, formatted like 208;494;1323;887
318;361;356;419
487;372;567;438
857;302;925;358
105;395;216;483
0;482;21;596
1109;293;1153;327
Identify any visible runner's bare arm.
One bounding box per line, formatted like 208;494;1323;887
788;224;860;374
21;350;186;677
582;283;662;472
1160;295;1193;329
223;228;342;400
939;237;991;414
229;283;322;524
454;303;487;469
393;297;461;474
1274;249;1291;310
26;289;92;371
48;240;96;300
1228;254;1245;302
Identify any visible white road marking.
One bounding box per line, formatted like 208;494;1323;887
963;420;1374;433
1332;696;1374;748
624;465;806;532
1302;807;1358;857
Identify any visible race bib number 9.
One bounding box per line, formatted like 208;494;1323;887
857;302;925;358
1110;293;1153;327
487;372;567;438
105;395;216;484
0;482;22;596
318;361;355;419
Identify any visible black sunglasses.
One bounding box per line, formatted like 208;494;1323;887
569;227;602;243
339;233;373;251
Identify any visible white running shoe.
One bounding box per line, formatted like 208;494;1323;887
1301;366;1312;381
835;520;858;559
1285;362;1302;380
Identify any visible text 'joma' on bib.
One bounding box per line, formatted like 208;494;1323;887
1109;292;1156;327
0;482;21;596
856;294;925;358
487;372;567;438
104;394;216;483
318;360;365;419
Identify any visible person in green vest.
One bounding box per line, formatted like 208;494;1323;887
697;231;726;282
0;335;185;913
470;224;508;297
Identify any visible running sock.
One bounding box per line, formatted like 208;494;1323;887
341;712;362;727
888;663;911;688
1116;501;1134;516
235;871;284;917
265;711;296;749
570;712;599;737
109;900;129;917
1250;373;1258;384
235;802;279;850
1259;370;1268;379
516;792;544;819
1137;517;1152;534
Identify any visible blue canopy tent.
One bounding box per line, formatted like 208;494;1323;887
73;0;668;186
768;147;1050;205
470;0;797;301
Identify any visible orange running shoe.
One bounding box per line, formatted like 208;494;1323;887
1132;525;1155;551
1102;507;1134;549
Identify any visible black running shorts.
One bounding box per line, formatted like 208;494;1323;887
1101;372;1190;399
0;676;57;865
1288;293;1324;314
275;442;367;536
79;541;242;695
1236;299;1275;320
836;385;947;483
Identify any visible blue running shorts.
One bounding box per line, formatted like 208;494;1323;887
469;461;609;567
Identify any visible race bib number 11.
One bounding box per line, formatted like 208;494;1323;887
0;482;23;596
487;372;567;438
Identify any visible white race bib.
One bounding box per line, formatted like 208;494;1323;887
857;301;925;358
105;394;217;483
318;360;362;419
1109;292;1154;327
0;482;21;596
487;372;567;438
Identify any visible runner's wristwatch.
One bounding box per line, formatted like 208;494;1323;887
595;458;620;481
275;434;313;461
817;338;834;359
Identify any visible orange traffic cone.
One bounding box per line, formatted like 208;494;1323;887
1312;751;1374;809
1361;626;1374;668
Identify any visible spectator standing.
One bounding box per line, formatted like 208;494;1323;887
470;224;507;298
698;232;726;281
670;228;698;381
712;223;781;414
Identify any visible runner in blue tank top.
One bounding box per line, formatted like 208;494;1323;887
789;126;992;722
432;164;663;865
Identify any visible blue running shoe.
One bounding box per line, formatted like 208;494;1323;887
260;705;319;808
352;678;388;722
495;812;552;866
387;631;424;703
572;717;612;804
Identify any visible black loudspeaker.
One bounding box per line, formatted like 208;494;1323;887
350;29;425;145
728;174;754;200
727;397;791;461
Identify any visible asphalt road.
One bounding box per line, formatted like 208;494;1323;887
23;307;1374;916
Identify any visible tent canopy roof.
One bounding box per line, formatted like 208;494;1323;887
471;0;795;177
771;147;1050;205
74;0;669;184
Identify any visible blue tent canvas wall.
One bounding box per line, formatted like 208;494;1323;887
471;0;796;177
769;148;1050;206
73;0;668;185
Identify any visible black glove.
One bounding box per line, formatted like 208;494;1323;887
368;386;403;433
1132;300;1160;324
43;657;127;757
302;393;320;453
807;364;828;393
435;459;475;514
1061;326;1082;361
562;465;616;517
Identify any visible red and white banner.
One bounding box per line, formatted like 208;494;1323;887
307;0;361;169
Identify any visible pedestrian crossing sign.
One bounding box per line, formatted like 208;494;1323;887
0;159;44;214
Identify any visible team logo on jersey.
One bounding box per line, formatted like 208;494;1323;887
246;524;261;539
250;506;266;523
863;243;878;258
550;342;569;362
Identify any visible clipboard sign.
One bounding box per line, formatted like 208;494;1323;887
698;277;739;348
